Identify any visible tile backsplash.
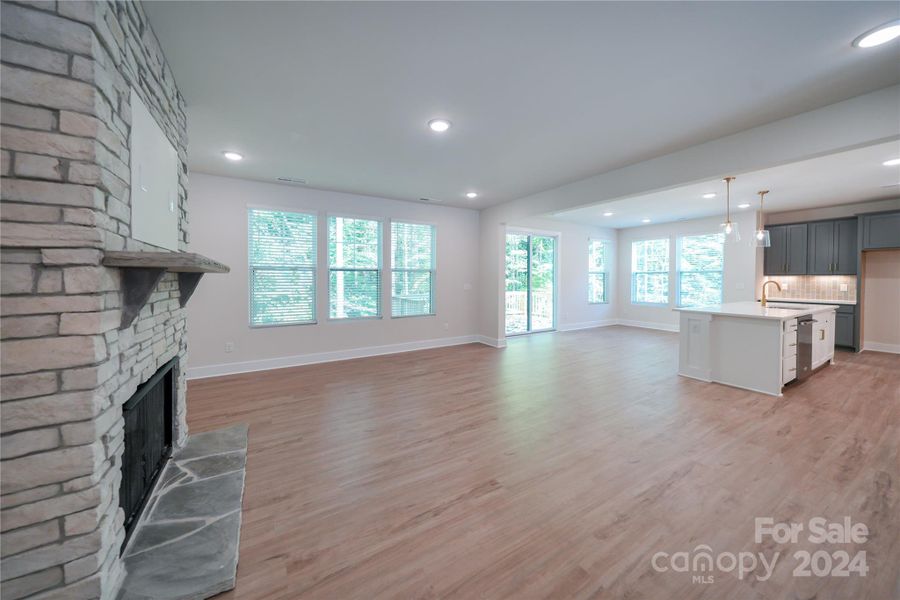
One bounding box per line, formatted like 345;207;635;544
763;275;857;303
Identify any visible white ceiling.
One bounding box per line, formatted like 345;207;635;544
144;1;900;209
552;140;900;228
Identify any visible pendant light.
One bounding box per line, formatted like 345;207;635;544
754;190;771;247
720;176;741;242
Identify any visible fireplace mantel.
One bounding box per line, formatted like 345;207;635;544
103;251;230;328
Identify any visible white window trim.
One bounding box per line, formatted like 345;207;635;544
327;214;383;321
630;237;670;306
390;219;437;319
676;232;725;308
588;238;609;305
247;206;318;328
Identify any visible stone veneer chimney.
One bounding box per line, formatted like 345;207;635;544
1;2;190;598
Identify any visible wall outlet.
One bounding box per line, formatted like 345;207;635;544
224;342;235;353
840;283;848;292
782;283;789;290
463;283;472;291
443;322;449;331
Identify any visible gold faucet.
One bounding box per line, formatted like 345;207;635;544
761;280;782;307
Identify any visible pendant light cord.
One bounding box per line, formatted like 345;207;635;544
723;176;735;224
757;190;768;230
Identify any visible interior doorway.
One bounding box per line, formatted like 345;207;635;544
505;232;557;335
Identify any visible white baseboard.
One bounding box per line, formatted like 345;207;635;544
187;335;482;380
476;335;507;348
556;319;618;332
187;320;684;380
615;319;680;333
862;342;900;354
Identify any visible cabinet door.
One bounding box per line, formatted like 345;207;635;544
861;212;900;249
833;218;858;275
835;312;854;347
765;226;787;275
824;312;835;357
808;221;834;275
812;312;832;365
785;224;808;275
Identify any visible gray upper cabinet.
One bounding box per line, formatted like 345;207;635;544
808;221;833;275
861;211;900;250
807;218;857;275
765;224;807;275
833;218;857;274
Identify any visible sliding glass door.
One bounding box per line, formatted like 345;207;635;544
505;233;556;335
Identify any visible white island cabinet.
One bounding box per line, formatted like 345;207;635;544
673;301;837;396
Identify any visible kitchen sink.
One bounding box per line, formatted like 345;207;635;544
765;303;816;310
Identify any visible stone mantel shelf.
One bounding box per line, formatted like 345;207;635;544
103;252;230;328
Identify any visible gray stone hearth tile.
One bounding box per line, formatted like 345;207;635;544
120;512;241;600
160;463;190;487
176;424;248;460
118;424;248;600
150;470;244;522
182;451;245;479
125;520;207;556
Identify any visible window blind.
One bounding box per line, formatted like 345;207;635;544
631;238;669;304
248;208;317;326
678;233;724;307
392;221;435;317
588;239;608;304
329;216;382;319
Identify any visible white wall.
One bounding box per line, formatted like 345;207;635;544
505;217;617;336
616;211;760;331
862;250;900;354
766;197;900;225
186;173;481;378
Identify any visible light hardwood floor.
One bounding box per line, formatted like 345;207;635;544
187;326;900;600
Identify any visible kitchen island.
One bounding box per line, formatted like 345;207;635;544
673;301;838;396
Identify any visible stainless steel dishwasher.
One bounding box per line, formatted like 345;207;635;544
796;314;816;380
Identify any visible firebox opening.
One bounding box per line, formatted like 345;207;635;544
120;357;177;552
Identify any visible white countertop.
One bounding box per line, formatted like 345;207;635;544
762;297;856;306
673;301;839;321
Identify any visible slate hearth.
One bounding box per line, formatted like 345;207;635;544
118;425;248;600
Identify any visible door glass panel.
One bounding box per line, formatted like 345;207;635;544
529;236;555;331
505;234;529;335
505;233;555;335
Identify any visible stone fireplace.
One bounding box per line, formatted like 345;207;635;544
1;2;193;598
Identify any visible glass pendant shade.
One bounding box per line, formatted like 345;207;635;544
721;219;741;241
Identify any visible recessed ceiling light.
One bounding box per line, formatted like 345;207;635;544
428;119;451;133
738;203;751;209
603;211;614;217
702;193;717;199
642;218;651;223
853;19;900;48
222;151;243;161
883;158;900;167
466;191;478;199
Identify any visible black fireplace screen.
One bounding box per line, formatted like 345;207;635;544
120;356;176;549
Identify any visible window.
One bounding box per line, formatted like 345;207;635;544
588;239;608;303
328;216;381;319
678;233;724;307
248;208;316;326
631;238;669;304
391;221;435;317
